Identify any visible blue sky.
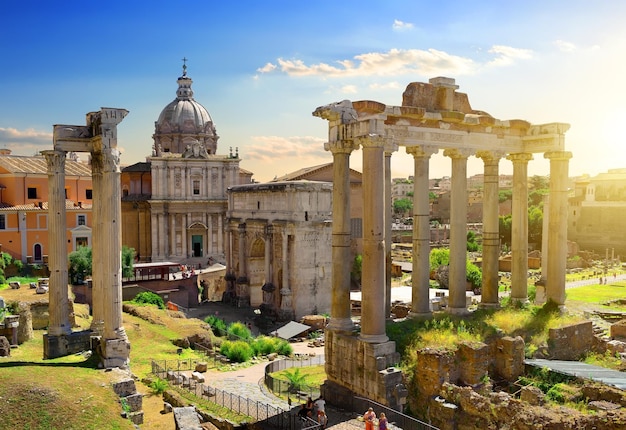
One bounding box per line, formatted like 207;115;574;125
1;1;624;182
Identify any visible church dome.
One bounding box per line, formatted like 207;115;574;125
153;63;219;156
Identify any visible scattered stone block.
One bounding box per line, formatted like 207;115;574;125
112;379;136;398
195;362;207;373
520;385;545;406
123;393;143;412
163;401;173;414
173;406;202;430
191;371;205;383
128;411;144;425
0;336;10;357
9;282;20;289
267;352;278;361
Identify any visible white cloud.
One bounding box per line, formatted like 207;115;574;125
340;85;358;94
486;45;533;67
258;46;533;78
369;82;401;90
392;19;414;31
0;127;52;154
244;135;327;163
554;39;577;52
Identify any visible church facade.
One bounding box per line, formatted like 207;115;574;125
121;65;253;266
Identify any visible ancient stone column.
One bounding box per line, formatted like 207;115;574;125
444;149;472;314
359;134;388;343
477;151;503;308
384;144;396;318
279;229;294;320
407;145;438;317
508;153;533;304
544;151;572;307
236;223;250;306
42;150;71;337
326;140;358;332
101;147;126;341
90;149;104;335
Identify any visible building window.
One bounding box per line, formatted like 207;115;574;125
86;189;93;200
0;214;5;230
77;215;86;226
193;180;200;195
27;187;37;199
65;188;68;198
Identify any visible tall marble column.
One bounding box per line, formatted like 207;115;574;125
508;153;533;304
477;151;503;308
279;229;294;320
326;140;358;332
101;147;126;341
90;149;104;334
444;149;472;314
236;223;250;306
359;135;388;343
383;144;396;318
42;150;71;336
407;145;438;317
544;151;572;307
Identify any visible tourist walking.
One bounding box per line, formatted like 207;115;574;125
318;410;328;429
363;407;376;430
378;412;388;430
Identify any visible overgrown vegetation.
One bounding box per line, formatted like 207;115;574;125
131;291;165;309
68;245;135;285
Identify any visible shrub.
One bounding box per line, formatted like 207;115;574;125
150;378;169;395
204;315;227;336
220;340;254;363
227;321;252;341
131;291;165;309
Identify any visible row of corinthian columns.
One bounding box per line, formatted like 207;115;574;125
325;130;572;342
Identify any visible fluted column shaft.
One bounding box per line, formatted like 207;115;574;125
444;149;471;313
477;151;502;307
326;141;357;332
384;149;393;318
90;150;104;334
407;146;438;316
359;135;388;343
43;150;71;336
237;223;247;280
545;151;572;306
508;153;533;303
101;148;125;340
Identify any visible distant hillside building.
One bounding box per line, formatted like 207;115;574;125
569;168;626;257
0;151;93;263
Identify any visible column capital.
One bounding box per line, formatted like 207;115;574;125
41;150;66;175
383;139;399;155
544;150;573;161
324;139;359;155
443;148;473;159
507;152;533;163
476;150;505;163
406;145;439;158
356;134;387;149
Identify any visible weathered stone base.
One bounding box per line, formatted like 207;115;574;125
324;330;407;410
99;337;131;369
43;330;92;359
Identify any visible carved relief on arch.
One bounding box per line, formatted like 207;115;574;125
250;237;265;258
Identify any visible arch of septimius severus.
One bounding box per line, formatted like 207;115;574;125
314;77;571;409
43;108;130;368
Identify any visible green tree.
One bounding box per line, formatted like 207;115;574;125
499;215;512;246
68;245;135;285
498;189;513;203
528;206;543;246
393;198;413;216
429;248;450;272
467;231;480;252
282;368;310;393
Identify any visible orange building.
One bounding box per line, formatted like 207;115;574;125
0;151;94;263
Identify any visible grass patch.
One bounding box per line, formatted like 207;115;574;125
566;282;626;305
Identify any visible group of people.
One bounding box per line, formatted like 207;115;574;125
296;396;327;428
363;407;388;430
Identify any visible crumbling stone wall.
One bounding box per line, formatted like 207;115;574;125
548;320;593;360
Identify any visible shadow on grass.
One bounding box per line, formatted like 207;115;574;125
0;352;101;369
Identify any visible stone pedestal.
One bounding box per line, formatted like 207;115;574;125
43;331;92;359
100;337;131;369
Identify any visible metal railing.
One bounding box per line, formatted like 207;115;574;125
264;354;325;401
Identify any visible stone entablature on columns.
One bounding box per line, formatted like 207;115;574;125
406;145;438;317
314;78;570;409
